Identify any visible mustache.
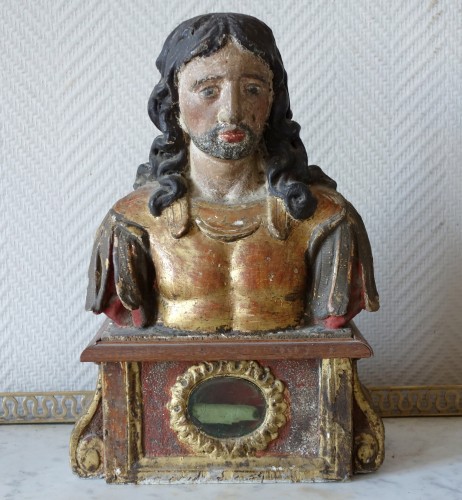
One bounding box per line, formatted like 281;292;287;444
210;122;254;137
189;122;260;160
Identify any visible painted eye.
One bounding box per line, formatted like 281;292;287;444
199;86;219;98
245;84;261;96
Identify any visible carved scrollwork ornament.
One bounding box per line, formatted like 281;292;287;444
69;368;104;478
352;362;385;473
354;432;379;469
167;360;288;458
76;434;104;475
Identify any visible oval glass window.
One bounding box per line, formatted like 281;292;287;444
187;376;267;439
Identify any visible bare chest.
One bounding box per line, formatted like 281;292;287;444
152;226;308;298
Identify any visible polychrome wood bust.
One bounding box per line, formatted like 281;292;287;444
72;13;384;483
85;13;379;333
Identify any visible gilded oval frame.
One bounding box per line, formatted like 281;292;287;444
167;360;287;458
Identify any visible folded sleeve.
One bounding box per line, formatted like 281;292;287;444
85;210;156;327
307;202;379;324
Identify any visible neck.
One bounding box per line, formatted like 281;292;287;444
188;143;266;203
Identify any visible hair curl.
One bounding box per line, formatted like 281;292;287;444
134;13;336;220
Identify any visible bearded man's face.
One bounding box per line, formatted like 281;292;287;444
177;41;274;161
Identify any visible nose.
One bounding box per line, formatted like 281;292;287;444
217;82;240;124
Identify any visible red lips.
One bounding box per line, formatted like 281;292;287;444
219;129;246;143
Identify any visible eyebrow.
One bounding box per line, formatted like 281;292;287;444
191;75;223;90
241;73;270;84
191;73;271;90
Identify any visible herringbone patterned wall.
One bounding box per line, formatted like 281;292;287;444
1;0;461;391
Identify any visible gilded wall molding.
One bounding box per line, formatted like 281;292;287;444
1;385;461;424
369;385;462;417
0;391;94;424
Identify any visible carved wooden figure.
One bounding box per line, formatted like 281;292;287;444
70;13;384;483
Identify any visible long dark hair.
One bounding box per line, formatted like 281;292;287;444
134;13;336;220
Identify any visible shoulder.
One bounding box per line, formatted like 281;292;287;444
110;182;188;239
291;184;360;260
310;184;347;214
91;183;162;241
110;182;171;234
309;183;368;230
112;183;157;224
291;184;347;235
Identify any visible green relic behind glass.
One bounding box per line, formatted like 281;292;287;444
187;376;267;438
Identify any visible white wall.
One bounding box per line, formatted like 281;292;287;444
1;0;461;391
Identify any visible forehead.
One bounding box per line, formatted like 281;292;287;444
177;41;273;84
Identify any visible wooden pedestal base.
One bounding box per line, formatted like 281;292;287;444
70;321;384;483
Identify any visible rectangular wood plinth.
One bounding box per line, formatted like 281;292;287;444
78;321;370;483
81;321;373;363
96;358;354;483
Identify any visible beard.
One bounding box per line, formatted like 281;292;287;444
190;123;259;160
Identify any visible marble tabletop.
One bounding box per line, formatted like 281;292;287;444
0;417;461;500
